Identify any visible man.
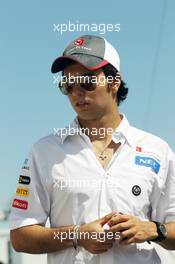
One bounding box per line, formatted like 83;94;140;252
10;35;175;264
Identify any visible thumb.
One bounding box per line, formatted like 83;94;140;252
98;212;117;226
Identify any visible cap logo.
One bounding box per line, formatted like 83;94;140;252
74;38;84;46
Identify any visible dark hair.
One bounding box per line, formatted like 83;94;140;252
102;64;128;106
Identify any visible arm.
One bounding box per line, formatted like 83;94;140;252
107;146;175;250
10;224;74;253
160;222;175;250
10;212;116;254
108;214;175;250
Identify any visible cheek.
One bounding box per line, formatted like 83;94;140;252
91;88;111;104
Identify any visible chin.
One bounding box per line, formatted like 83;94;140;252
77;114;94;120
77;111;102;121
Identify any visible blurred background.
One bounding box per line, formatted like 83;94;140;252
0;0;175;263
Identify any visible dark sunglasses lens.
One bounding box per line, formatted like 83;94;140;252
59;82;69;95
58;74;96;94
80;76;95;91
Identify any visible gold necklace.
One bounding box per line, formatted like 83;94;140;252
98;144;110;161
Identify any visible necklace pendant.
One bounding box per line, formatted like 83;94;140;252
99;154;107;160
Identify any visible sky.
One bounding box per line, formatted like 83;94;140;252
1;0;175;210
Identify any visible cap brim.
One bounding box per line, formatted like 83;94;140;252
51;54;109;73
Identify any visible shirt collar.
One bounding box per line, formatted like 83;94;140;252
58;114;134;147
112;114;134;147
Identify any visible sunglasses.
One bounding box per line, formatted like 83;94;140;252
58;71;100;95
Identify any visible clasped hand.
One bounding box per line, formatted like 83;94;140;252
78;212;157;254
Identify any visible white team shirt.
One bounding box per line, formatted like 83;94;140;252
10;115;175;264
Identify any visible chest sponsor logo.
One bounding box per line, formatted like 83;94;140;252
136;146;142;152
132;185;141;196
135;156;160;174
12;199;28;210
16;187;29;197
18;175;30;185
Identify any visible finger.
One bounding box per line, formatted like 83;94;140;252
120;228;134;239
104;230;116;241
103;239;114;245
105;237;115;243
109;220;132;232
119;228;136;243
98;212;117;226
96;238;114;244
96;243;113;250
97;235;115;243
108;214;130;227
120;236;135;245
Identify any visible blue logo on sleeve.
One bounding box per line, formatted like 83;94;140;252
135;156;160;174
23;159;29;165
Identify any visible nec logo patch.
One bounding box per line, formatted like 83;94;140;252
135;156;160;174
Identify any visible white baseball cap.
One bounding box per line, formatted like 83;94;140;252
51;35;120;73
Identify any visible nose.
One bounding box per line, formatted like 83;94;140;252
71;84;86;96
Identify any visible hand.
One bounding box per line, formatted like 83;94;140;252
107;214;158;245
78;212;116;254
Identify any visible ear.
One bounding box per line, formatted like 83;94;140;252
111;73;121;94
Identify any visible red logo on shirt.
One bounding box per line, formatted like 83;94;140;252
74;38;84;46
12;199;28;210
136;146;142;152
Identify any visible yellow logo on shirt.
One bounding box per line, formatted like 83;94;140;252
16;187;29;197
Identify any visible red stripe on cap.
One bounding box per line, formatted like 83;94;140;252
85;60;109;70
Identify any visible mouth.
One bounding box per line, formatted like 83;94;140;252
76;101;89;107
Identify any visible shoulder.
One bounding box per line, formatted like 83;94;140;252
129;125;174;163
130;126;168;147
31;133;63;154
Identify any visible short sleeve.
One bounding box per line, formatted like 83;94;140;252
151;146;175;223
9;144;51;230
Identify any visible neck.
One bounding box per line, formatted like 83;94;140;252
77;111;122;141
